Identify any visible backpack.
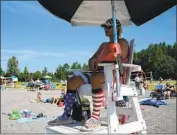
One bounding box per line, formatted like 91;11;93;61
71;91;91;122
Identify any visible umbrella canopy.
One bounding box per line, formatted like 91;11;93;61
42;75;52;79
38;0;176;26
0;76;5;79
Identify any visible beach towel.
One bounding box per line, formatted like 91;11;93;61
16;117;47;123
17;112;47;123
17;118;36;123
139;98;167;108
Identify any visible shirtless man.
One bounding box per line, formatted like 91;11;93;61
48;19;130;130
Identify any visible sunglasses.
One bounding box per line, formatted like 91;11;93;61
104;26;112;30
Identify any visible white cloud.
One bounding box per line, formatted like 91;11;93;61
1;49;67;59
1;49;91;61
2;49;35;54
3;5;18;13
1;49;92;72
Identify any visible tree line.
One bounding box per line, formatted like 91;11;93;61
133;42;177;80
0;57;89;82
0;42;176;82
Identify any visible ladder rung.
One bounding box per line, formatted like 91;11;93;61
117;120;146;133
120;85;138;97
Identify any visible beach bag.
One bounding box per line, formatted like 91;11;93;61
71;91;91;122
81;98;91;121
9;109;21;120
72;102;83;122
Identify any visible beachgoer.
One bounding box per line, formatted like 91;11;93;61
135;73;140;90
164;83;172;99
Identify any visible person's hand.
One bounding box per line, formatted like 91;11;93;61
88;57;98;71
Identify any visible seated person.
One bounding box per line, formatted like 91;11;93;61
47;19;130;130
143;81;148;91
164;83;174;99
155;81;164;93
149;81;165;100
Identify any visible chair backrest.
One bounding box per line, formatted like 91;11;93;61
124;39;135;85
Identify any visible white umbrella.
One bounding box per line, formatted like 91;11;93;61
42;75;52;79
38;0;176;27
0;76;5;79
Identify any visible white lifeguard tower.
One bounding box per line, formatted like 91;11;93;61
45;40;147;134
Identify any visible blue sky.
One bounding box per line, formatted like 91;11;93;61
1;1;176;73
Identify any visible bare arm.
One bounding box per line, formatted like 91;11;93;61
88;42;106;71
90;42;106;58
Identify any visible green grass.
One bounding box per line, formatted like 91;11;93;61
9;82;66;90
147;80;176;91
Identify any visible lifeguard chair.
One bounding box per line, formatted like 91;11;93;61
45;39;147;134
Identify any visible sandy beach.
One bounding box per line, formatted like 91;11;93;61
1;88;176;134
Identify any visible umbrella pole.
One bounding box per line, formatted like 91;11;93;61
111;0;118;44
111;0;121;100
